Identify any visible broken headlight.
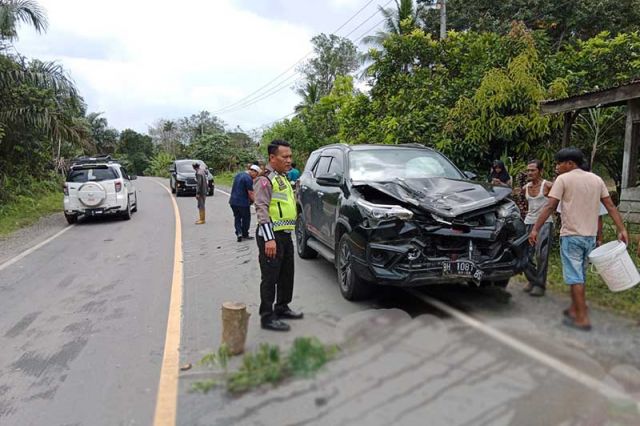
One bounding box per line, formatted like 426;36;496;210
356;198;414;221
497;201;521;220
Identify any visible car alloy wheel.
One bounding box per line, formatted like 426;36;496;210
295;215;317;259
122;200;132;220
337;234;369;300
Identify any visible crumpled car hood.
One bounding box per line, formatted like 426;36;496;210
358;177;512;218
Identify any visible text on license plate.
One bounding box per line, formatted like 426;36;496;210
442;261;483;280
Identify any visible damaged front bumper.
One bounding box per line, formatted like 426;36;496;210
348;220;529;287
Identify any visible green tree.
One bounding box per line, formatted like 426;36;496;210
419;0;640;48
363;0;424;47
443;27;567;172
294;82;321;114
116;129;154;175
86;112;118;155
297;33;359;97
0;0;47;43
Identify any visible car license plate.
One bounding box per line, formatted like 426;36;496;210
442;260;483;280
89;209;104;216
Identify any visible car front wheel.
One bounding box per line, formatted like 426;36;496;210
337;234;370;301
295;215;317;259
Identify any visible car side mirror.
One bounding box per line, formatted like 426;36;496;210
129;175;137;180
168;168;175;173
464;171;477;180
316;173;342;186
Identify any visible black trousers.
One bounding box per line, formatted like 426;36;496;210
230;205;251;237
257;231;294;318
525;222;553;288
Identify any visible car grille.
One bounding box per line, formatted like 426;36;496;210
186;178;196;185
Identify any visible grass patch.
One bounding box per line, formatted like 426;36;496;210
191;337;338;394
214;171;236;188
0;190;63;236
544;218;640;317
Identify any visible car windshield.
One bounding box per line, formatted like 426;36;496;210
67;167;118;182
349;149;463;181
176;161;205;173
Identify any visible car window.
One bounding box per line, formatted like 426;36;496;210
120;167;129;179
176;162;194;173
349;149;463;181
313;156;332;177
67;167;118;183
325;150;344;176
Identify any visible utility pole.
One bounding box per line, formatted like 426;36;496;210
439;0;447;40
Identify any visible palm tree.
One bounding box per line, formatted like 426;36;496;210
0;2;87;168
362;0;422;49
0;0;47;42
294;82;321;114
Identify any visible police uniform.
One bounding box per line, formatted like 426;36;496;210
253;164;301;326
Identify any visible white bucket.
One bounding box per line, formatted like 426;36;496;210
588;241;640;292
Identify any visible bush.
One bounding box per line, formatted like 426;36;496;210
145;151;174;178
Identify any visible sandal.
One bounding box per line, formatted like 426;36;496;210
562;317;592;332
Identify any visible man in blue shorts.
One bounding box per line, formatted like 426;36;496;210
529;148;628;331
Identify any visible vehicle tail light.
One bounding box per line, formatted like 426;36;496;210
63;183;69;196
115;181;122;192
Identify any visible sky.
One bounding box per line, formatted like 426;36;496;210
13;0;384;134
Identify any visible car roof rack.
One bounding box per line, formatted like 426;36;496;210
71;155;120;166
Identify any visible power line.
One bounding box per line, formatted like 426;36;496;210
216;2;393;117
211;0;380;115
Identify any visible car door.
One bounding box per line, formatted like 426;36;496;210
298;151;320;233
316;149;344;246
307;155;332;240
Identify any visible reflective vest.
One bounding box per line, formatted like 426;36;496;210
268;171;296;231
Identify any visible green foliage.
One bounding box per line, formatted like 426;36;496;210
191;337;338;395
298;33;359;98
226;343;284;393
287;337;338;378
0;172;62;236
0;0;48;42
444;28;567;171
145;150;174;178
213;170;235;188
419;0;640;47
115;129;154;175
86;112;118;155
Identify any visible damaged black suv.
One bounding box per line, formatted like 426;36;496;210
295;144;528;300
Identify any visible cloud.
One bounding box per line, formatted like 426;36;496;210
15;0;315;132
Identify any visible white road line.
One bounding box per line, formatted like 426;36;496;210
215;188;230;196
406;289;640;412
0;225;74;272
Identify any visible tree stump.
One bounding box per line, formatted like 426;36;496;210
221;302;250;355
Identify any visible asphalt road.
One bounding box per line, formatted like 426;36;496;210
1;177;639;426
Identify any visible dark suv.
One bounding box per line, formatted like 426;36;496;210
169;159;214;196
295;144;528;300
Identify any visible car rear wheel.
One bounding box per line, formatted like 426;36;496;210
295;215;317;259
337;234;370;301
65;213;78;225
121;200;132;220
131;194;138;212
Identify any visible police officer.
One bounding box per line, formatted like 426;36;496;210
253;139;303;331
